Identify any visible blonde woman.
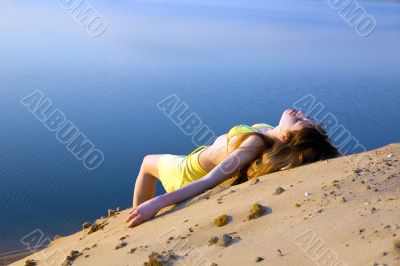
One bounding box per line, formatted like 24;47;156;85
126;109;339;227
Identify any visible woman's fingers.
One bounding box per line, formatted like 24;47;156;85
126;209;138;223
127;214;143;228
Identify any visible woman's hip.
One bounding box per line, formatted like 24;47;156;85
157;151;209;192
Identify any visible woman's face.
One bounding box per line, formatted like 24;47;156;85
278;109;315;137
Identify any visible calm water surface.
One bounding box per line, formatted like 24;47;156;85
0;0;399;253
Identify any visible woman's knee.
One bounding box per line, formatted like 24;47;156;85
140;154;160;177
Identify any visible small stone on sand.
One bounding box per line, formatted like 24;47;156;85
119;235;128;241
128;247;137;254
248;203;265;220
62;250;82;266
214;214;229;227
115;241;127;250
249;178;260;185
294;203;301;208
387;153;394;158
255;257;264;262
217;234;233;247
209;236;219;246
82;222;91;230
24;259;37;266
394;239;400;250
144;251;174;266
108;209;115;217
304;192;311;197
88;220;108;234
354;168;362;174
273;187;285;195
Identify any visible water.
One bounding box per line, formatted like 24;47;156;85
0;0;399;253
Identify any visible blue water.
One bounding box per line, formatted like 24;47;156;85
0;0;399;253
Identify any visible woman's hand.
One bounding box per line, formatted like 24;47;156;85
126;197;162;228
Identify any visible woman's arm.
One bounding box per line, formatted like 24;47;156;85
126;135;264;227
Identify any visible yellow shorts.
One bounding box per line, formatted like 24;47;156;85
157;147;209;193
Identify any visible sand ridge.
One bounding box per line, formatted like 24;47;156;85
10;143;400;266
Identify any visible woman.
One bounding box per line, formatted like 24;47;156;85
126;109;339;227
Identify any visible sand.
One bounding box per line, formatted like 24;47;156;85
8;143;400;266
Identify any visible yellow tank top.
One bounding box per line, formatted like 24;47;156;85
227;123;274;141
186;123;274;156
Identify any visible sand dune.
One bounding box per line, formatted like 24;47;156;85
10;143;400;266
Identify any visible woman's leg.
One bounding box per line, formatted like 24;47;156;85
132;154;161;208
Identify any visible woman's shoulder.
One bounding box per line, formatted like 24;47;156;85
227;123;273;135
251;123;274;129
227;124;253;134
227;124;257;141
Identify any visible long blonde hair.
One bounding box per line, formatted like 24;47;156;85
229;124;340;185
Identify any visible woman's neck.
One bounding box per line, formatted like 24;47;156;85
263;126;283;142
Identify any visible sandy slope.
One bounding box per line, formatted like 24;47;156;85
10;143;400;266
